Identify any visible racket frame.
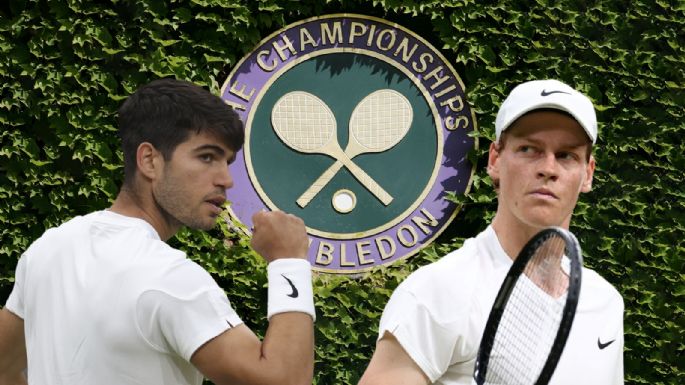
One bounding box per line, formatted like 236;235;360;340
473;227;583;385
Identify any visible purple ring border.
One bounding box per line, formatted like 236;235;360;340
221;14;476;273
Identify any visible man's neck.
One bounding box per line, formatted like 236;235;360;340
490;214;570;261
110;184;180;241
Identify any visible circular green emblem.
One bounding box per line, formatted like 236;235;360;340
222;14;477;273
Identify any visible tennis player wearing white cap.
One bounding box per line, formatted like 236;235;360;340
359;79;624;385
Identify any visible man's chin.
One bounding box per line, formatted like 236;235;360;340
522;210;567;229
184;217;219;231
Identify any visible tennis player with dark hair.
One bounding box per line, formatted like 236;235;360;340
358;79;624;385
0;78;315;385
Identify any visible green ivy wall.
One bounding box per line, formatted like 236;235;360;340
1;0;682;384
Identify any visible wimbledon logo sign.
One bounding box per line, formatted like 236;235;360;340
221;14;477;273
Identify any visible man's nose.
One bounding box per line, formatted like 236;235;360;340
537;153;559;181
216;164;234;189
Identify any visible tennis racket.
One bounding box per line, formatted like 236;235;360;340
271;91;393;205
473;227;583;385
296;89;413;208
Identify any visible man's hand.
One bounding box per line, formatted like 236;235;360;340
192;211;314;385
250;211;308;262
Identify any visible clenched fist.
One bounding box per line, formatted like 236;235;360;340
250;211;309;263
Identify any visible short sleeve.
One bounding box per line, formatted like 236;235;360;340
4;254;27;318
378;286;461;382
136;288;243;361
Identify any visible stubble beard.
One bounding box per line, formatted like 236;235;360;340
154;174;215;231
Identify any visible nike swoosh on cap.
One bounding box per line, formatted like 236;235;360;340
541;89;571;96
597;338;616;349
281;274;299;298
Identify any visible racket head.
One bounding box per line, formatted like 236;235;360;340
473;227;583;385
348;89;413;153
271;91;336;153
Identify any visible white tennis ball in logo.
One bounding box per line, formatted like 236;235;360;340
332;189;357;214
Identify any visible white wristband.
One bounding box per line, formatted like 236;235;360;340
267;258;315;321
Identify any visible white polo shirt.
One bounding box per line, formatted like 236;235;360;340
5;210;243;385
378;226;624;385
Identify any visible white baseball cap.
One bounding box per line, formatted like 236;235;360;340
495;79;597;144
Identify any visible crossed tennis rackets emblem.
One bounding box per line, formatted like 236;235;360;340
271;89;413;208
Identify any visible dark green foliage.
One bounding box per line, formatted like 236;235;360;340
1;1;682;384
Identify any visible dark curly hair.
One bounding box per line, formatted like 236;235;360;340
117;78;244;186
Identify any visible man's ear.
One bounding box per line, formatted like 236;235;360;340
581;155;596;193
136;142;163;181
487;141;502;187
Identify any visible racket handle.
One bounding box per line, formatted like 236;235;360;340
296;158;394;208
297;161;344;208
343;159;394;206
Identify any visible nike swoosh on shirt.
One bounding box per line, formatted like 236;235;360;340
541;89;571;96
282;274;299;298
597;338;616;349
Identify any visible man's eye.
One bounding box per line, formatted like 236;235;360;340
519;146;533;153
200;154;213;162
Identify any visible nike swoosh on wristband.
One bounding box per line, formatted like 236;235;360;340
541;89;571;96
597;338;616;349
281;274;299;298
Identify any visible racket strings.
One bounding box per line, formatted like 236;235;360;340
484;234;569;384
351;90;411;150
526;236;569;299
272;92;335;152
